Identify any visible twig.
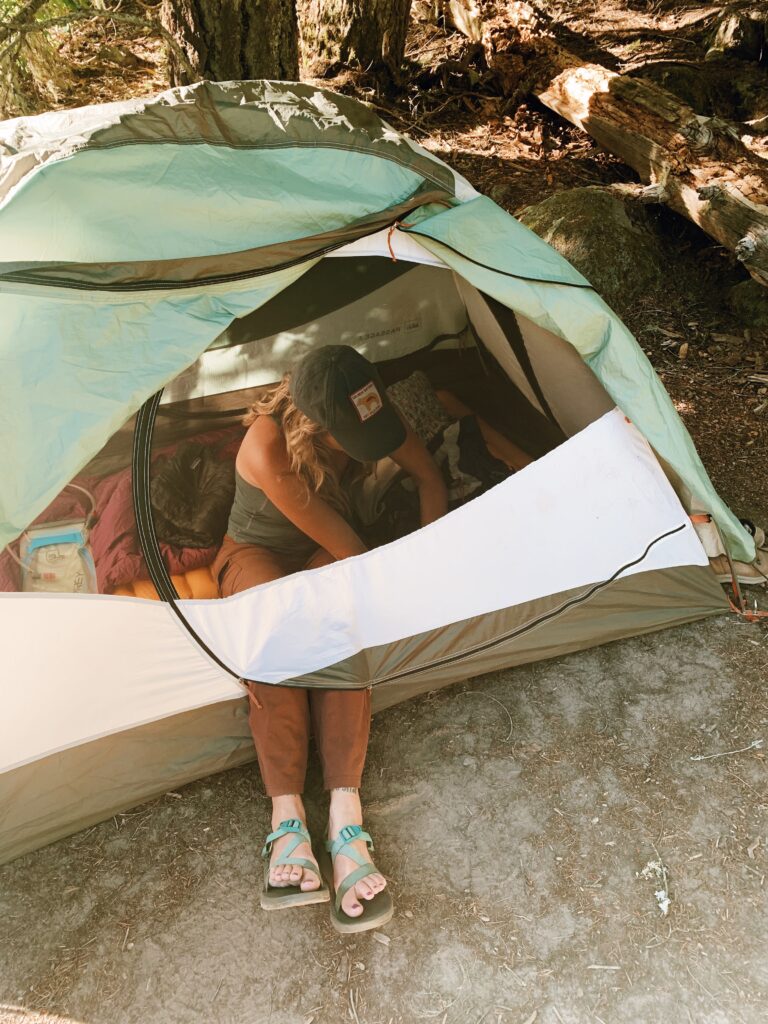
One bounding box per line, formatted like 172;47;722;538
349;988;361;1024
690;738;764;761
457;690;515;741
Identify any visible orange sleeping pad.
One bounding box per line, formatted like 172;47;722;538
111;565;219;600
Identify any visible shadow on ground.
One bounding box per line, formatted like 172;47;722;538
2;595;767;1024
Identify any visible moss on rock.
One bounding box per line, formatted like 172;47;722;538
728;279;768;329
517;186;668;316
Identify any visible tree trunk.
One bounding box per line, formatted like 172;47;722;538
299;0;412;76
161;0;299;85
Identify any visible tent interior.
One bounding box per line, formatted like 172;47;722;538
1;242;622;608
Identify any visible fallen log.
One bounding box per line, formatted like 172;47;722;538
534;52;768;286
446;2;768;287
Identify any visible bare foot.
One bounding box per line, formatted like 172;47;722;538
328;789;387;917
267;795;321;892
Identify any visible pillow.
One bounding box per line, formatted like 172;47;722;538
386;371;453;446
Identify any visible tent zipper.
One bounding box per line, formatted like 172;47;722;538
6;209;597;294
2;187;452;293
368;524;688;687
396;224;596;291
1;230;384;293
132;390;249;684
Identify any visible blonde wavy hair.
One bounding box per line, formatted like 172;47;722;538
243;374;368;513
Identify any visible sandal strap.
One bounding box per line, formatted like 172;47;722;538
335;862;379;914
261;818;310;859
326;823;374;863
271;855;321;878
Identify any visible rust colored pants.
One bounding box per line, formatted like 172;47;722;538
211;535;371;797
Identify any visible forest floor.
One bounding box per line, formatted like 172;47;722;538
2;2;768;1023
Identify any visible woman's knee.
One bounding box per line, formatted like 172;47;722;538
305;548;336;570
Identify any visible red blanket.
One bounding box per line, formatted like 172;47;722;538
1;425;244;594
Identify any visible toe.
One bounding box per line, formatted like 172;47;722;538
342;893;364;917
357;881;375;900
301;873;320;891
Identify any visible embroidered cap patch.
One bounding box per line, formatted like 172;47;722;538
350;380;383;422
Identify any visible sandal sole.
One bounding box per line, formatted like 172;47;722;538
317;844;394;934
260;888;330;911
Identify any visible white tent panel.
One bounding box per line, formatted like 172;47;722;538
180;410;709;683
161;257;463;404
324;227;448;266
0;595;239;773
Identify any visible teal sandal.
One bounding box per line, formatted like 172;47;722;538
318;824;394;933
260;818;330;910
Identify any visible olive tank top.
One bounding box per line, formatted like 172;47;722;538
227;468;317;559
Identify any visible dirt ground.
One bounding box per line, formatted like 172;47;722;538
2;598;768;1024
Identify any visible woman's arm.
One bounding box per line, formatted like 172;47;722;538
237;419;367;561
389;422;448;527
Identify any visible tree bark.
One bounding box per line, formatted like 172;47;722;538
0;0;50;47
299;0;412;76
161;0;299;85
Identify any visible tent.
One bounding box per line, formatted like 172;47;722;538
0;80;753;866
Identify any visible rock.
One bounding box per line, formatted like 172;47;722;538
489;183;515;207
517;186;667;315
728;279;768;329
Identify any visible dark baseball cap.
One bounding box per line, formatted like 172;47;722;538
289;345;406;462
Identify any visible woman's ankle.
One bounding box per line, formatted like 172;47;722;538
328;787;362;832
271;793;305;825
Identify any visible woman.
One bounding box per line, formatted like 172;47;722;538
212;344;448;932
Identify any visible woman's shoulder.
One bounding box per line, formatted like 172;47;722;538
237;414;289;484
